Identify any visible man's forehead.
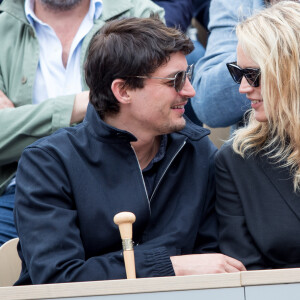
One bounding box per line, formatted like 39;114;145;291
152;53;188;76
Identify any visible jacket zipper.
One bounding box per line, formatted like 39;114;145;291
150;140;186;203
131;140;187;211
131;146;151;215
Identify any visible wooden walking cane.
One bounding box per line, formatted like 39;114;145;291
113;212;136;279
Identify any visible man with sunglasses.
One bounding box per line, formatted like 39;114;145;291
14;16;245;284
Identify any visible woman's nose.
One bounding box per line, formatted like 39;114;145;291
239;76;253;94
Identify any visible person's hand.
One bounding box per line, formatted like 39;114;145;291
0;90;14;110
70;91;89;124
170;253;246;276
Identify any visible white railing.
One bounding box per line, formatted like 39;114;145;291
1;268;300;300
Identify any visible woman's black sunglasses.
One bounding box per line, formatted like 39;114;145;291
226;62;261;87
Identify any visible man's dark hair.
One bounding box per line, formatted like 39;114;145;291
85;16;194;118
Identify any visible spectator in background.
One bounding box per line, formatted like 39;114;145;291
186;0;211;75
152;0;207;125
152;0;206;66
191;0;274;129
153;0;194;32
0;0;164;246
193;0;211;30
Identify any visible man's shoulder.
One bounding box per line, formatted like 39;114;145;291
101;0;164;21
128;0;164;12
0;0;26;22
0;0;29;43
24;125;84;155
216;139;247;168
216;140;233;157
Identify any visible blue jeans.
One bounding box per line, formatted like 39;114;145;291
0;185;17;246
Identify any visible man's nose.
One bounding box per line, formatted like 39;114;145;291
179;78;196;98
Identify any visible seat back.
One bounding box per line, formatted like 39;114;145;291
0;238;22;287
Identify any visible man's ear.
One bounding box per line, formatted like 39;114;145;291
111;79;131;104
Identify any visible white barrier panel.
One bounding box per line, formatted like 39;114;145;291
0;268;300;300
242;269;300;300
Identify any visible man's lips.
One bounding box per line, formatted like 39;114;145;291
171;101;188;109
172;104;185;109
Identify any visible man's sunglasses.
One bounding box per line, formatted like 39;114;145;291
133;64;194;92
226;62;261;87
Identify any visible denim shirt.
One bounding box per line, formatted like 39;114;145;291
191;0;264;128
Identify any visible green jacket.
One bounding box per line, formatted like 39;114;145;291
0;0;164;194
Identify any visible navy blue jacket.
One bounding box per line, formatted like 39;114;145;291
193;0;211;30
153;0;194;32
216;142;300;270
14;104;218;284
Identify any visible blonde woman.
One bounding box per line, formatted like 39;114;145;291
216;1;300;270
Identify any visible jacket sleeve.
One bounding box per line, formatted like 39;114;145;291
0;95;74;166
215;146;267;269
14;146;174;284
191;0;259;127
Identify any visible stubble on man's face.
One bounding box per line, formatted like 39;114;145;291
40;0;83;11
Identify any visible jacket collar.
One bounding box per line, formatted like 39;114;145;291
179;117;210;141
84;103;137;143
84;103;210;143
0;0;27;23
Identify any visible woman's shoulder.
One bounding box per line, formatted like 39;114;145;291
216;140;235;160
215;139;255;168
216;138;266;172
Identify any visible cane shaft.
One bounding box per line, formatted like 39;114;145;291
123;250;136;279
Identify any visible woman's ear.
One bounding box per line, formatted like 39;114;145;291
111;79;131;104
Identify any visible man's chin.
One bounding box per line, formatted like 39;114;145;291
41;0;82;11
170;118;186;133
157;118;186;135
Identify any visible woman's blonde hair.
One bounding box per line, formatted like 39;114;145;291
232;1;300;191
